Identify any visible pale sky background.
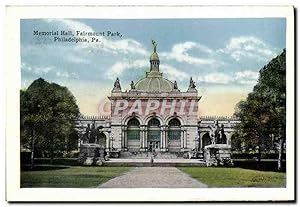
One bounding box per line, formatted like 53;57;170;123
20;18;286;116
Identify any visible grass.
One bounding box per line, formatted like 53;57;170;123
21;166;132;188
178;167;286;187
21;166;286;188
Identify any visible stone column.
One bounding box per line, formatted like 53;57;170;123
184;129;187;148
199;132;203;150
162;127;167;151
140;127;144;150
141;126;145;148
121;127;125;150
163;128;167;149
164;129;168;150
124;127;127;149
160;127;164;149
106;132;110;150
180;130;184;149
144;129;148;150
227;133;232;145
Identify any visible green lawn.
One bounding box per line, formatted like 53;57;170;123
21;166;132;188
178;167;286;187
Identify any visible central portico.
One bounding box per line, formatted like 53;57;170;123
108;41;201;153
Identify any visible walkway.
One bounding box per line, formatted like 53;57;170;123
98;167;207;188
104;158;206;167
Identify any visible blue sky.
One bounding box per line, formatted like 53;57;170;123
21;18;286;116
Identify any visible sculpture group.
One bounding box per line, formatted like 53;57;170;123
208;120;227;145
205;120;233;166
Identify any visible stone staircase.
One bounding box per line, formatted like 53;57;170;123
119;151;185;159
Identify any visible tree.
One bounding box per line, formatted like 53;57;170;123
21;78;80;167
234;49;286;170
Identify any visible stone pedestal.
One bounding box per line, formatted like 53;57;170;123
79;143;105;165
204;144;233;167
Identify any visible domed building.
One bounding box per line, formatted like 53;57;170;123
77;41;238;162
109;41;201;153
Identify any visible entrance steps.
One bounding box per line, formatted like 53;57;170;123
119;151;185;159
104;158;206;167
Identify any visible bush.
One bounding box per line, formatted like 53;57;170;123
232;152;286;160
22;158;80;166
233;160;286;172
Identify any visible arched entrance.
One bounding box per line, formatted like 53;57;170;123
202;132;211;149
167;118;181;152
98;132;106;148
147;118;161;152
127;118;141;151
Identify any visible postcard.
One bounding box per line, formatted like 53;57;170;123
5;5;295;202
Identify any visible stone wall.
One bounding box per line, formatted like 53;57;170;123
76;115;240;154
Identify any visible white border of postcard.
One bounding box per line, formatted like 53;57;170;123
5;5;295;202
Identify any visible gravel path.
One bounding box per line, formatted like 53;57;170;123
98;167;207;188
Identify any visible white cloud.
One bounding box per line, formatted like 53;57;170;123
106;59;148;79
45;19;93;32
44;19;147;55
161;64;189;81
64;53;90;64
197;70;259;85
100;39;147;55
161;42;215;65
21;62;79;79
106;60;189;82
56;71;78;79
21;62;53;75
218;36;276;62
56;71;70;78
197;72;232;84
234;70;259;85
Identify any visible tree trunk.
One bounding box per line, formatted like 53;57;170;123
66;132;70;153
277;138;284;171
50;137;54;165
257;144;262;169
30;129;35;169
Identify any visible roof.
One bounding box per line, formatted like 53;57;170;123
150;52;159;61
135;71;174;92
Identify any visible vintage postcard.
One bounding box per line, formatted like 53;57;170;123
5;5;295;202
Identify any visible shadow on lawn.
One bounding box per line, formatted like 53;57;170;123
233;160;286;172
21;165;70;171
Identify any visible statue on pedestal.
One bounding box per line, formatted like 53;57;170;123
209;120;220;145
174;81;178;90
84;123;91;143
219;124;226;144
113;77;121;90
89;123;98;143
130;81;135;89
189;77;196;89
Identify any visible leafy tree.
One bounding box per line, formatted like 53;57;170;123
21;78;79;167
234;49;286;170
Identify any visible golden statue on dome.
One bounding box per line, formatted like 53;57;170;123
151;39;157;53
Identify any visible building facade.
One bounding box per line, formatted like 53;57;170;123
77;43;240;157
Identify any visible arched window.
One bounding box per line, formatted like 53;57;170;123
128;118;140;127
147;118;161;144
148;118;160;127
169;118;181;127
127;118;140;140
168;118;181;140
